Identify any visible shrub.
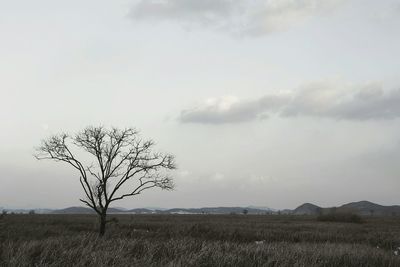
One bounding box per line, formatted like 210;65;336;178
317;213;363;223
0;210;7;220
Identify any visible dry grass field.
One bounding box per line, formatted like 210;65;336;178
1;214;400;266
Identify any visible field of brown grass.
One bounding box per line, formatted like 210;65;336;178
1;214;400;266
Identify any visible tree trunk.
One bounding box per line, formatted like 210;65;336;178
99;213;107;236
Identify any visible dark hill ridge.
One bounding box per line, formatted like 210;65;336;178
11;201;400;216
51;207;94;214
293;203;322;215
292;201;400;216
162;207;273;214
50;206;274;215
338;201;400;216
51;207;125;214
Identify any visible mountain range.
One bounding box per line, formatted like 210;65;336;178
51;206;275;215
292;201;400;216
2;201;399;216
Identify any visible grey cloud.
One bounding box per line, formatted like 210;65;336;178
130;0;236;25
180;94;290;124
284;83;400;120
129;0;344;36
179;82;400;124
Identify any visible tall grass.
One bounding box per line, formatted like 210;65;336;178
317;213;363;224
1;214;400;266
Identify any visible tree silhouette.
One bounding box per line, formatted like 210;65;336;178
35;126;176;236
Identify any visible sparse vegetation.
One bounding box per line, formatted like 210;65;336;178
0;210;7;220
1;214;400;266
317;213;363;224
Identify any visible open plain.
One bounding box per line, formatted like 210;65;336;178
1;214;400;266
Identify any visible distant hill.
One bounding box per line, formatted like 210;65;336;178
49;206;273;215
279;209;293;215
293;203;322;215
0;208;54;214
290;201;400;216
162;207;273;215
338;201;400;216
247;206;276;212
6;201;400;216
51;207;95;214
127;208;155;214
52;207;127;214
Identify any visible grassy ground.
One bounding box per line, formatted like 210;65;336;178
1;214;400;266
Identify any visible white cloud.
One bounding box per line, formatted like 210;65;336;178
129;0;345;36
179;81;400;124
212;172;225;181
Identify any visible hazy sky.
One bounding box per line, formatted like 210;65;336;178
1;0;400;210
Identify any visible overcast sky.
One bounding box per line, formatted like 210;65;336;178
1;0;400;210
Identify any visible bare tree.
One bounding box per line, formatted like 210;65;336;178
35;126;176;236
